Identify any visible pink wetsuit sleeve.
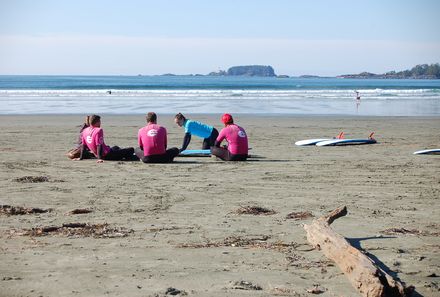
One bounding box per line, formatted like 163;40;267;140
164;128;167;149
216;128;226;144
138;129;143;149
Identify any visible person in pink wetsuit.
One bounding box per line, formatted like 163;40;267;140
76;115;136;163
135;112;179;163
210;113;248;161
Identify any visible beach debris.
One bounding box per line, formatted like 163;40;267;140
165;287;187;295
0;205;52;215
230;280;262;290
306;285;326;294
66;208;93;215
303;206;414;297
2;276;23;281
381;227;440;237
235;205;276;215
13;175;49;183
270;287;301;296
9;223;133;238
178;235;272;248
177;235;301;258
286;211;313;220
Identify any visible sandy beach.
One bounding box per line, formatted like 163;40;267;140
0;114;439;297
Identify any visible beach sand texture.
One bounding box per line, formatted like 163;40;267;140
0;115;439;297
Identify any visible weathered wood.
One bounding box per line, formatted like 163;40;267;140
303;206;414;297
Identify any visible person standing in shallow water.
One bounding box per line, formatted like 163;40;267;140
174;113;218;152
210;113;248;161
75;115;137;163
135;112;179;163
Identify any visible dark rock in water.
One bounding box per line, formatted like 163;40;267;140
227;65;276;77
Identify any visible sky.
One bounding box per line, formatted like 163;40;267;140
0;0;439;76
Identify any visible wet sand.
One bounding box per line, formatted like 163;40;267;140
0;115;439;297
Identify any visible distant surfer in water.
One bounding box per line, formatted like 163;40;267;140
210;114;248;161
174;113;218;152
355;91;361;112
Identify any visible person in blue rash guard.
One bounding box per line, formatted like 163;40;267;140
174;113;219;152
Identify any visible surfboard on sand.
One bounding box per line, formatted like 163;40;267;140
295;132;344;146
179;149;256;158
413;149;440;155
315;132;376;146
295;138;330;146
179;149;211;157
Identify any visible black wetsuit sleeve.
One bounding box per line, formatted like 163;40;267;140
79;144;85;160
97;144;103;159
214;140;221;147
181;133;191;151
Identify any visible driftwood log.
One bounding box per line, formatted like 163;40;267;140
303;206;414;297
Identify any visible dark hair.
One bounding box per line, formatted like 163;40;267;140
89;115;101;126
146;112;157;123
174;112;186;121
85;115;91;126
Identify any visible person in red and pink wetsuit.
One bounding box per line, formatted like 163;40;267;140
210;113;248;161
76;115;136;163
135;112;179;163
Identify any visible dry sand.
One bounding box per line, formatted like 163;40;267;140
0;115;439;297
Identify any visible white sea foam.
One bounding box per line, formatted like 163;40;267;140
0;89;439;115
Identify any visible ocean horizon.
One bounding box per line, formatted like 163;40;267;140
1;75;439;116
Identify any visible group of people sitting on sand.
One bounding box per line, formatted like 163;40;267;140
67;112;249;163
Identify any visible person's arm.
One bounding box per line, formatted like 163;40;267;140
79;144;85;160
138;130;143;150
96;144;104;163
180;132;191;151
214;129;225;147
164;128;167;149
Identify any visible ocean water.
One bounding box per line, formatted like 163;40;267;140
0;75;439;116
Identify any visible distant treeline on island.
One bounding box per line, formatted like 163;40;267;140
337;63;440;79
159;63;440;79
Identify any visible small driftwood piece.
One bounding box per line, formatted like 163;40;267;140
303;206;413;297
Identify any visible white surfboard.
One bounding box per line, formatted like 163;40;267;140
295;139;330;146
413;149;440;155
316;138;377;146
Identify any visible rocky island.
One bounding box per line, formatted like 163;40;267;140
209;65;276;77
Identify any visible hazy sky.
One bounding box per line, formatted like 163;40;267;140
1;0;439;75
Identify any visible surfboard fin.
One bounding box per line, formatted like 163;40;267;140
368;132;375;139
336;132;344;139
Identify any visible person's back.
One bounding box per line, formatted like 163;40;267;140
219;124;248;155
211;114;248;161
135;112;179;163
138;123;167;156
184;120;213;139
81;126;111;157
